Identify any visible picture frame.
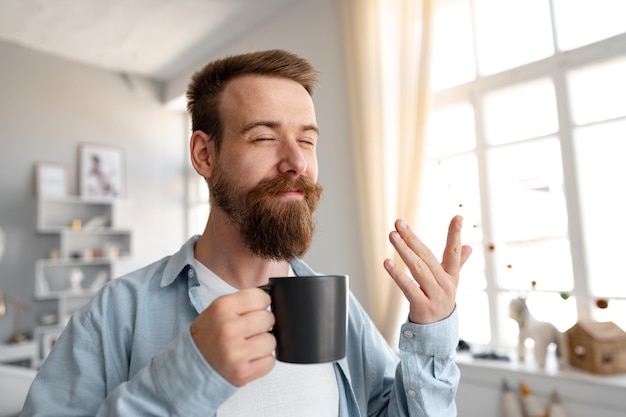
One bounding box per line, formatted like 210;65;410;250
79;143;125;199
35;162;70;198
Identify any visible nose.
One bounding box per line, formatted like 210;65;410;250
278;140;307;176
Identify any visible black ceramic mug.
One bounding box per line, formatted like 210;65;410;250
260;275;348;364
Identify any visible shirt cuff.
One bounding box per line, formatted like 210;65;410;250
398;307;459;356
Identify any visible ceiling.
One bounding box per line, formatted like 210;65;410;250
0;0;303;82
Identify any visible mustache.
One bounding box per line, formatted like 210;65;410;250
249;175;323;199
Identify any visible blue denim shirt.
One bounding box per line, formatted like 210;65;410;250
21;236;459;417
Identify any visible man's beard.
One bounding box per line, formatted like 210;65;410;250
210;168;323;261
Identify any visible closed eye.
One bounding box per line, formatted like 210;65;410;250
299;138;316;147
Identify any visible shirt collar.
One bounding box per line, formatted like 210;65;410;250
160;235;200;287
159;234;318;288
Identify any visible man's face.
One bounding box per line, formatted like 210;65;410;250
208;75;323;260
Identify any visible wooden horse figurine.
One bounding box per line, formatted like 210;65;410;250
509;297;568;369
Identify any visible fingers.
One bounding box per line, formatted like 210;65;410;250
190;288;276;386
443;216;473;276
387;219;440;296
441;215;464;283
460;245;473;267
220;287;272;316
384;216;472;324
383;257;428;304
394;219;442;273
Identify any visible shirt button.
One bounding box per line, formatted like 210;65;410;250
188;268;195;278
403;330;414;339
407;389;417;397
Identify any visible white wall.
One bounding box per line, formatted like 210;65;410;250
0;41;187;341
0;0;368;342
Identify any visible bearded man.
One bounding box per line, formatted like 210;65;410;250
22;50;471;417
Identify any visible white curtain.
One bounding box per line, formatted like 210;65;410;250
339;0;434;343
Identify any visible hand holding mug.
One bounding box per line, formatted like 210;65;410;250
190;288;276;386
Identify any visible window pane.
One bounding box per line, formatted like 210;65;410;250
418;154;482;244
553;0;626;51
187;203;209;236
458;290;491;344
524;292;577;333
431;0;476;90
417;153;484;289
494;238;574;291
187;176;209;203
473;0;554;75
574;120;626;297
498;292;522;348
426;103;476;157
593;299;626;331
460;243;486;290
483;79;558;144
567;57;626;125
487;139;568;241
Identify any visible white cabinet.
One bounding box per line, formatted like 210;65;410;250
35;197;131;304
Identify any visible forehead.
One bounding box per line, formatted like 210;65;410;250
219;74;317;125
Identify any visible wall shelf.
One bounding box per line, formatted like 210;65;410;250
35;198;131;300
33;197;132;365
34;259;110;299
37;197;114;232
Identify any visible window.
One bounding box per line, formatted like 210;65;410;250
186;173;210;236
419;0;626;349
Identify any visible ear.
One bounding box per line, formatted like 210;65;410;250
190;130;215;179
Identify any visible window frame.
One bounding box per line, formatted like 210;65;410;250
429;30;626;347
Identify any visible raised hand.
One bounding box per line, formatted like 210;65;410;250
383;216;472;324
190;288;276;386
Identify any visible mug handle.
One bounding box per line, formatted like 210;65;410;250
258;285;274;335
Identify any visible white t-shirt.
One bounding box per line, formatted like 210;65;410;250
194;260;339;417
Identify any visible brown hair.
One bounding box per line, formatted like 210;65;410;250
186;49;319;151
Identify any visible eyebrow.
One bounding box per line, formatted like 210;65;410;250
240;121;319;135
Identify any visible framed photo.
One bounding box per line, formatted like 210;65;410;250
79;143;125;199
35;162;70;198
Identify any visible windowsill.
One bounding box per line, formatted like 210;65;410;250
456;351;626;388
455;351;626;417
